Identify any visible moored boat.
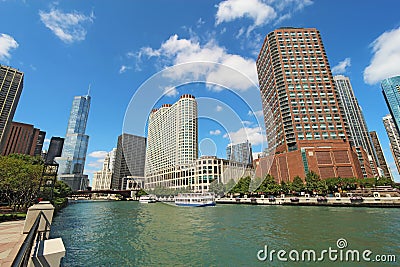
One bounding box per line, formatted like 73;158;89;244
139;194;157;203
175;193;216;207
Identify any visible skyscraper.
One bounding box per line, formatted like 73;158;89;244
334;75;378;177
383;114;400;175
46;137;64;164
145;94;198;189
111;134;146;190
0;65;24;152
369;131;392;179
1;121;45;156
256;27;363;181
56;94;91;191
382;76;400;132
226;140;253;165
93;148;117;190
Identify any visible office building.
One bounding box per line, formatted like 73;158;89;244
383;114;400;175
56;94;91;191
1;121;45;156
382;76;400;132
0;65;24;152
111;134;146;190
256;27;363;182
46;137;64;164
334;75;378;177
226;140;253;165
93;148;117;190
145;94;198;189
369;131;392;179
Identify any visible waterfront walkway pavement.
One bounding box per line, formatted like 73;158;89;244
0;220;26;267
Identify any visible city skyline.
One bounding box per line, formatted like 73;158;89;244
1;1;400;182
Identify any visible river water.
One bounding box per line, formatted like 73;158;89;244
50;201;399;266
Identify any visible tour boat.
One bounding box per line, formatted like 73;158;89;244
139;195;157;203
175;193;216;207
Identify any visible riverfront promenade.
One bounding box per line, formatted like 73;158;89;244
0;220;25;266
216;195;400;207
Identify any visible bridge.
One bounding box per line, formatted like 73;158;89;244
69;189;141;199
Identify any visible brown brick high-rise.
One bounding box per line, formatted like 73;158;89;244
256;27;364;182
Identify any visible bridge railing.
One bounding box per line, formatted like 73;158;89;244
12;211;50;267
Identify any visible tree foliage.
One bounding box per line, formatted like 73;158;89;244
256;174;280;195
229;176;251;194
0;154;43;211
291;176;305;193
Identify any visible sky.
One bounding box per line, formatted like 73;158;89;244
1;0;400;182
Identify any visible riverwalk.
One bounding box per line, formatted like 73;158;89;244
216;195;400;207
0;220;25;266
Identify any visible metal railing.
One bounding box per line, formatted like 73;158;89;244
11;211;51;267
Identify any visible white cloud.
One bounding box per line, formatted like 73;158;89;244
139;34;258;91
119;65;131;74
210;129;222;135
216;105;223;112
223;126;265;145
88;150;108;158
215;0;277;27
332;58;351;74
39;8;94;43
364;27;400;85
215;0;313;34
248;110;264;118
163;86;179;97
0;33;18;62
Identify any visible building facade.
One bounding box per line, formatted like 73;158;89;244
56;94;91;191
145;94;198;190
256;27;364;182
369;131;392;179
46;137;64;164
226;140;253;165
93;148;117;190
1;121;45;156
111;134;146;190
334;75;378;177
383;114;400;176
0;65;24;152
382;76;400;133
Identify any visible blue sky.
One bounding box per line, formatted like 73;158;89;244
1;0;400;182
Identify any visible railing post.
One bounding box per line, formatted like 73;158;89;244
23;201;54;239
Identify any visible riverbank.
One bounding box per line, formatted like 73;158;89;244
216;195;400;207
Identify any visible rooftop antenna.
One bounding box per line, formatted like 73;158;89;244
87;84;91;96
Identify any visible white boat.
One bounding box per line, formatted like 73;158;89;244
139;195;156;203
175;193;216;207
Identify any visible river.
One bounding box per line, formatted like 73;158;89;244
50;201;399;266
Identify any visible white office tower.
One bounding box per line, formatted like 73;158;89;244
92;148;117;190
145;94;198;189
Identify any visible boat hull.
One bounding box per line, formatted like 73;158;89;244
175;202;216;207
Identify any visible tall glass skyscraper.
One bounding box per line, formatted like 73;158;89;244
56;94;91;191
226;140;253;165
382;76;400;133
334;75;378;177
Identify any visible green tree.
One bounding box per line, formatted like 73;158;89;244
305;171;320;193
208;181;225;196
0;154;43;211
229;176;251;194
376;177;394;186
256;174;280;195
280;181;291;194
291;176;305;193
